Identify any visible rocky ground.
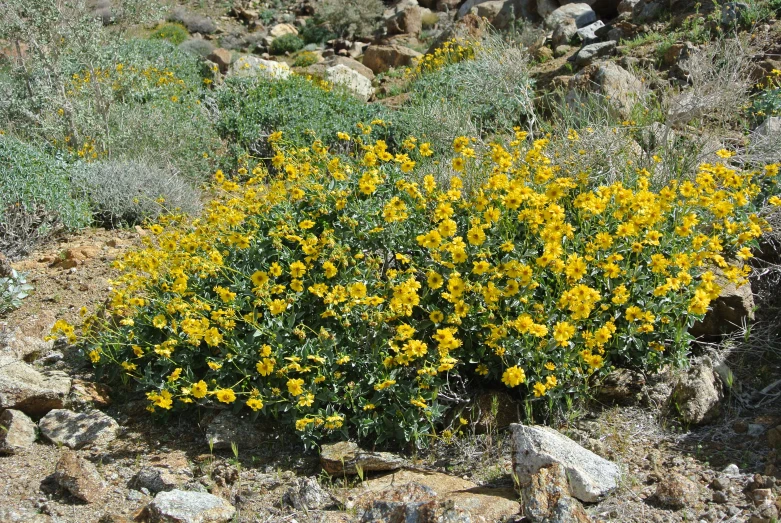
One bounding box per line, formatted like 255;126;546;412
4;0;781;521
1;226;780;522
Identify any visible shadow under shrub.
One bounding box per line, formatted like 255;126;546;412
0;135;90;259
68;127;781;447
71;159;202;228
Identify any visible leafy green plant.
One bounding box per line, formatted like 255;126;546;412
270;34;304;55
67;122;781;448
150;22;189;45
0;270;34;315
293;51;319;68
0;135;91;257
300;18;336;45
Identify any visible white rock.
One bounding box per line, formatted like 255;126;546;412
227;55;291;81
510;424;620;502
326;64;375;101
0;355;71;416
0;409;37;454
147;489;236;523
269;23;298;38
546;3;596;28
39;409;119;449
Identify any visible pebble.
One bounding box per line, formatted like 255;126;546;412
722;464;740;475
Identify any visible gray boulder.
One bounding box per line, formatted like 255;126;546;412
552;17;578;48
326;64;375;101
522;463;591;522
321;441;406;475
0;355;71;416
283;477;338;511
146;489;236;523
546;3;596;29
510;424;620;502
576;20;605;43
0;408;37;454
573;40;616;66
39;409;119;449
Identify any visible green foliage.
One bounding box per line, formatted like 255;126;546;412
0;135;91;257
293;51;320;68
0;270;33;316
300;18;336;45
315;0;384;39
748;71;781;124
178;38;216;58
150;23;190;45
214;75;390;166
70;160;202;227
270;34;304;55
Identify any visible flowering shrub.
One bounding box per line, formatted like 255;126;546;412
64;128;781;446
406;38;479;79
748;69;781;125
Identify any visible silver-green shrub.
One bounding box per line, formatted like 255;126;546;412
315;0;384;39
70;160;202;227
0;270;33;316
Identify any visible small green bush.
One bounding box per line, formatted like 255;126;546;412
315;0;383;39
215;75;391;165
70;160;202;227
179;38;216;58
0;270;33;316
293;51;319;68
0;135;91;257
300;18;336;45
150;23;190;45
270;34;304;55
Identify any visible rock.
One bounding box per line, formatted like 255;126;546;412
134;467;184;494
227;55;291;80
590;61;643;117
617;0;641;13
1;313;56;361
349;469;521;522
554;46;575;58
573;41;616;67
145;489;236;523
325;56;375;80
748;424;766;437
654;473;699;509
0;355;72;416
751;488;775;506
595;368;646;406
387;6;423;36
0;408;37;454
321;441;406;475
722;464;740;475
363;44;422;74
469;0;539;29
711;476;731;491
712;491;728;504
0;252;12;277
326;64;374;101
269;23;298;38
39;409;119;449
53;450;107;503
510;424;620;502
538;0;560;19
576;20;604;43
70;379;111;407
756;116;781;138
206;48;232;74
522;463;591;523
552;17;578;48
546;4;596;29
283;477;337;511
669;364;723;425
204;410;265;450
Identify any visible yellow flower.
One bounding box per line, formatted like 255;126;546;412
322;261;338;278
427;271;444;289
215;388;236;403
290;261;307;278
502;365;526;387
533;382;547;397
287;378;305;396
192;380;208;398
429;310;444;323
299;220;315;229
246;398;264;411
256;358;275;376
269;299;287;315
419;142;433;156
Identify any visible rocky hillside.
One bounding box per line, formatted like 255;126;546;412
2;0;781;522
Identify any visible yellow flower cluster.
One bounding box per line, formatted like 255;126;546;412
406;38;479;78
69;124;780;445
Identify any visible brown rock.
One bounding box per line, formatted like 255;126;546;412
387;6;423;36
71;379;112;407
0;409;37;454
669;364;723;425
208;48;232;73
349;469;521;522
0;252;12;277
321;441;406;475
0;355;72;416
654;473;700;509
362;44;422;74
595;368;646;406
522;463;591;522
54;450;107;503
767;426;781;448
